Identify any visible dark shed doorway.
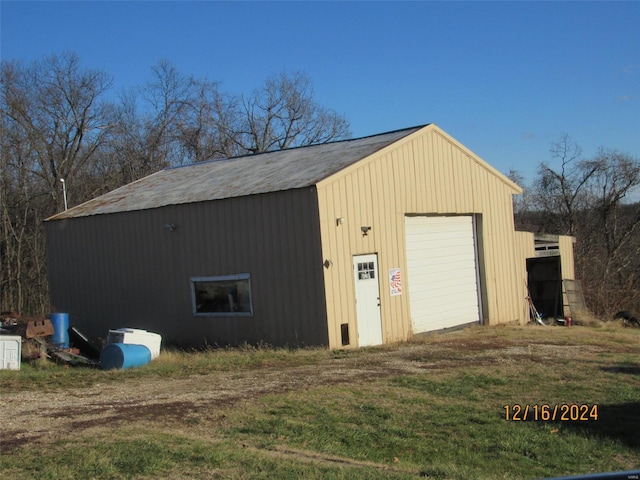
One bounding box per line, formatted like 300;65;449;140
526;256;563;321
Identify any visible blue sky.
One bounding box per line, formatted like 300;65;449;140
2;1;639;183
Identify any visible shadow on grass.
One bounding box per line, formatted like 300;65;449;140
551;402;640;450
600;364;640;375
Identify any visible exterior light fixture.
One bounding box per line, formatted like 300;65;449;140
59;178;68;211
323;259;333;269
361;226;371;236
336;217;345;226
164;224;177;232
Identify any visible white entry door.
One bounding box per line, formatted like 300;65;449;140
353;254;383;347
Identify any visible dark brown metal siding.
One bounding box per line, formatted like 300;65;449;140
45;188;328;347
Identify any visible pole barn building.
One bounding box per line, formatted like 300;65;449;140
45;124;572;349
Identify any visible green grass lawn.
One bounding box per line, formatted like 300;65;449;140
1;324;639;479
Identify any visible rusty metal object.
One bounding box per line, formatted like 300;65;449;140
25;319;54;338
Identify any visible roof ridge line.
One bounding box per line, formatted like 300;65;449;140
166;124;430;170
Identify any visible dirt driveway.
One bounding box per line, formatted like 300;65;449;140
0;325;625;455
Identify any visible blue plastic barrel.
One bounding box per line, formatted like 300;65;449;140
100;343;152;370
49;313;70;348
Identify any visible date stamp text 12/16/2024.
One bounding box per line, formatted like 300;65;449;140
504;404;598;422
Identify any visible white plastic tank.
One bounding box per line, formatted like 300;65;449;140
106;328;162;359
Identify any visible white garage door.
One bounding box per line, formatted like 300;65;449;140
405;215;481;333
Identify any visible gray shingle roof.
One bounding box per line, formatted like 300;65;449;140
47;125;424;220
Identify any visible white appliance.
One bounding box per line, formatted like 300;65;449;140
107;328;162;359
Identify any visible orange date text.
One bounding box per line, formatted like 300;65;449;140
504;404;598;421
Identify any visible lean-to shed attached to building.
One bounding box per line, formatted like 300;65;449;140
45;124;573;348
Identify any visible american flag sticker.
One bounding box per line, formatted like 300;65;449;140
389;268;402;296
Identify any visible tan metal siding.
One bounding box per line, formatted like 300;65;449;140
46;188;328;347
317;125;523;348
558;235;576;318
515;231;536;324
515;231;536;259
558;236;576;280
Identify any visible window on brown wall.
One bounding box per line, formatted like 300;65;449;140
190;274;253;316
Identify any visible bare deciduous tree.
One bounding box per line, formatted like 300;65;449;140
578;149;640;313
229;71;350;155
1;53;115;314
1;55;351;316
535;134;598;236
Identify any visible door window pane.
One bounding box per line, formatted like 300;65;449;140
358;262;375;280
